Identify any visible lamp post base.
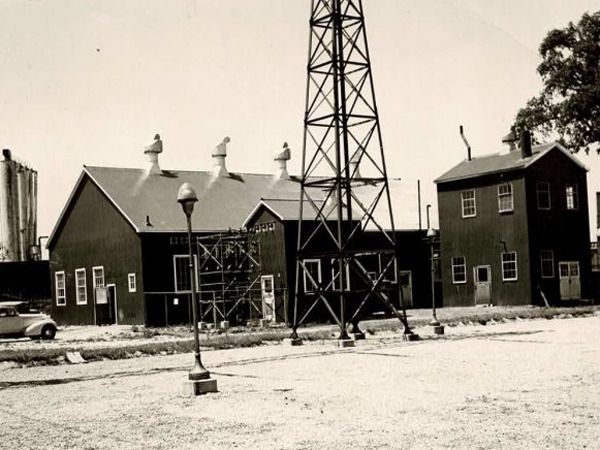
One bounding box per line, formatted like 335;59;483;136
181;378;218;396
403;332;419;342
433;325;445;335
283;337;303;346
336;338;355;348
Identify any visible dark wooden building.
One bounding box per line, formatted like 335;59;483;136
49;139;434;326
435;138;591;307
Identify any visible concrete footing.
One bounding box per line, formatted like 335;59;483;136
198;322;207;331
336;339;355;348
259;319;270;328
352;332;366;341
403;333;419;342
283;338;303;346
220;321;230;330
181;378;218;396
433;325;445;335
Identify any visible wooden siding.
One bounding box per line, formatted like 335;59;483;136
438;171;532;307
49;176;143;325
525;150;591;302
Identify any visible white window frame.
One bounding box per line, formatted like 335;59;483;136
378;253;398;283
537;182;551;210
128;273;137;293
303;259;322;293
565;184;579;210
55;271;66;306
173;255;198;293
498;183;514;213
92;266;105;289
75;268;87;305
540;250;554;278
331;258;351;291
501;252;518;281
461;190;476;218
451;256;467;284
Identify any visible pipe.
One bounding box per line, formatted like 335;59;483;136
417;180;422;230
459;125;472;161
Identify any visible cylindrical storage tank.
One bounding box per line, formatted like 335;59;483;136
10;161;20;261
0;150;17;261
17;165;28;261
30;170;37;248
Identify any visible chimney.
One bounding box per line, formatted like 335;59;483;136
2;149;11;161
502;128;518;153
274;142;291;180
212;137;230;177
519;130;532;158
349;151;361;178
144;134;163;175
459;125;472;161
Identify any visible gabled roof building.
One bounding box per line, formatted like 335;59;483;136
435;133;591;307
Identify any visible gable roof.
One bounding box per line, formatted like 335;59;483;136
48;166;424;248
434;142;587;184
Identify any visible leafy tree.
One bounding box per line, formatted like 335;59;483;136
514;11;600;154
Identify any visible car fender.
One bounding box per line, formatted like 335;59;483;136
24;318;57;337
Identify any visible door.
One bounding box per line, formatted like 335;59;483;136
474;265;492;305
559;261;581;300
261;275;275;322
107;284;117;325
399;271;412;307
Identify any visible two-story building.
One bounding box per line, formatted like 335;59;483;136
435;133;591;307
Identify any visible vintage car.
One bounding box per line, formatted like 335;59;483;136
0;301;57;340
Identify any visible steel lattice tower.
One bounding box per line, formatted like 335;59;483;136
292;0;412;339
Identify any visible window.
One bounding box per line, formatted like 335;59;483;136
537;182;551;210
173;255;197;292
461;190;476;218
451;257;466;284
378;253;398;283
498;183;513;213
55;271;66;306
501;252;518;281
302;259;322;293
128;273;137;292
565;184;579;210
540;250;554;278
331;258;350;291
592;243;600;273
92;266;105;289
75;268;87;305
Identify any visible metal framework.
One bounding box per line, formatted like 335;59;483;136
195;230;263;325
293;0;411;339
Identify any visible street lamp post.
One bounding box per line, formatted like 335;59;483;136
177;182;217;394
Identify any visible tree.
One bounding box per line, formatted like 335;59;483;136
514;11;600;154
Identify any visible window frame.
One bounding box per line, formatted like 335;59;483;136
173;255;198;293
451;256;467;284
302;259;322;293
461;190;476;218
55;271;66;306
501;252;518;281
537;182;551;210
128;273;137;293
92;266;105;289
330;258;351;291
497;183;514;213
540;250;554;278
565;183;579;210
75;268;87;305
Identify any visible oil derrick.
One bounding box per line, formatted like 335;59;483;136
292;0;413;340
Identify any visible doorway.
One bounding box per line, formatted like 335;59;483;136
474;265;492;305
399;271;412;307
559;261;580;300
261;275;275;322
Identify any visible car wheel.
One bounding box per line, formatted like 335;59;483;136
41;325;56;340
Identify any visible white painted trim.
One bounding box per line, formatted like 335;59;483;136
75;268;87;305
302;258;322;293
128;273;137;293
92;266;105;289
501;252;518;282
173;254;199;293
55;271;66;306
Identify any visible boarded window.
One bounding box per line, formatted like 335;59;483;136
565;184;579;210
502;252;518;281
55;271;66;306
540;250;554;278
451;257;466;284
128;273;137;293
75;268;87;305
498;183;513;213
461;190;476;218
537;182;551;210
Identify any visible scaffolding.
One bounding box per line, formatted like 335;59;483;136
195;230;263;325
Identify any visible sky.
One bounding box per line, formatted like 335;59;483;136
1;0;599;242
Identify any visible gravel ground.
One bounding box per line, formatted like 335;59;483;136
1;316;599;450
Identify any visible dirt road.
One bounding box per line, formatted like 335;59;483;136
1;317;599;449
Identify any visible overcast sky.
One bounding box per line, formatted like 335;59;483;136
1;0;599;239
